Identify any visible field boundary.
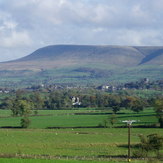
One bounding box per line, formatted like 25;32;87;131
0;153;162;162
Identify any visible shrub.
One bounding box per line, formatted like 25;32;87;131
20;117;31;128
133;134;163;158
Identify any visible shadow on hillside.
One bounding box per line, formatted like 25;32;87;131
0;126;21;129
115;124;158;128
47;123;159;129
0;125;158;129
74;112;126;115
118;144;140;149
117;114;156;119
46;126;104;129
97;154;127;158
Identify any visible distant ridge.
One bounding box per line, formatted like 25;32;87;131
0;45;163;87
138;48;163;65
1;45;163;71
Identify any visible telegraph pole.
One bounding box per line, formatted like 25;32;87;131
122;120;136;162
128;122;131;162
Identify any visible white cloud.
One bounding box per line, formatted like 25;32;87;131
0;31;32;48
0;11;32;49
0;0;163;61
3;20;17;30
115;30;161;46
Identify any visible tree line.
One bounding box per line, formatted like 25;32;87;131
0;90;147;112
0;89;162;128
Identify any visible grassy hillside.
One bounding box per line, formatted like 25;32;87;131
0;64;162;87
0;45;163;87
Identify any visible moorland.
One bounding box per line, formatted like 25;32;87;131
0;45;163;87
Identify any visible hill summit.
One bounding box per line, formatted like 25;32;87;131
0;45;163;87
1;45;163;71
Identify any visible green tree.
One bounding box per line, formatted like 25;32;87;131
89;95;97;107
81;95;91;107
131;99;144;113
20;117;31;128
15;89;25;99
11;99;32;116
30;92;45;110
154;98;163;128
110;114;117;126
46;91;64;109
109;95;121;113
123;96;137;109
123;96;145;113
63;96;72;109
0;97;14;110
112;106;120;114
96;93;106;108
134;134;163;158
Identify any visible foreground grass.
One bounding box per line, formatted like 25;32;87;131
0;109;162;162
0;128;162;158
0;158;159;163
0;108;158;128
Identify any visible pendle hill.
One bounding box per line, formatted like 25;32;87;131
0;45;163;87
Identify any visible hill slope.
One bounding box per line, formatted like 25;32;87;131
0;45;163;70
0;45;163;87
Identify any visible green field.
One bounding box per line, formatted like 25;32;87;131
0;158;155;163
0;108;158;128
0;108;162;162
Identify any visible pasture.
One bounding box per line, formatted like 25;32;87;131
0;108;162;162
0;158;155;163
0;108;158;128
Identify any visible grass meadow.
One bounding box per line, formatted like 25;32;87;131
0;108;158;128
0;158;156;163
0;108;162;162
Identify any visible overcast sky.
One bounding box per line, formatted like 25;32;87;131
0;0;163;61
